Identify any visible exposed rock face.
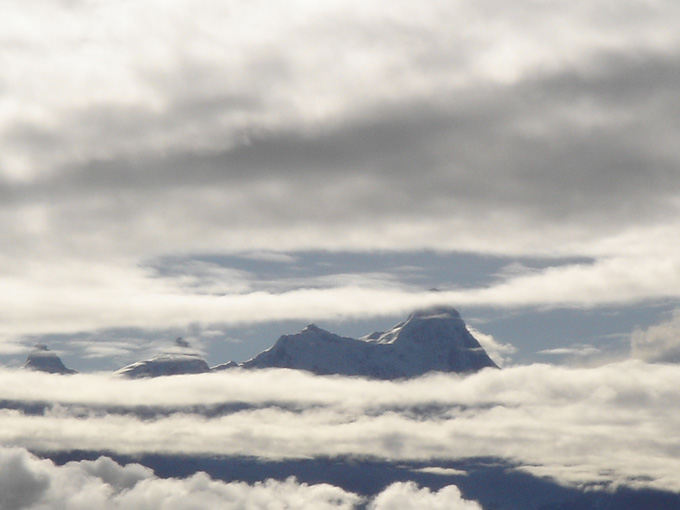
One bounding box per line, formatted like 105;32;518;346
239;306;498;379
22;344;77;374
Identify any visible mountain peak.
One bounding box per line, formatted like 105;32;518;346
22;344;76;375
363;306;467;346
240;307;498;379
116;338;210;378
361;306;498;375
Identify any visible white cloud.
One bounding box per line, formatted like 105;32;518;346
630;309;680;363
456;254;680;307
0;340;29;356
414;467;468;477
0;447;363;510
538;344;601;357
0;446;489;510
369;482;482;510
3;252;680;344
466;327;516;366
1;362;680;492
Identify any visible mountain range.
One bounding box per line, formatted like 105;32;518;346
218;306;498;378
22;306;499;379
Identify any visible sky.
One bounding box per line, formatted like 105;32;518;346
2;2;680;508
3;0;680;371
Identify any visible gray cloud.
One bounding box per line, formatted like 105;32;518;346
9;50;680;257
2;0;680;354
2;2;680;257
0;448;49;510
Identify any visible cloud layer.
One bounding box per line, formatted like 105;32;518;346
0;447;360;510
0;446;488;510
3;7;678;508
1;361;679;493
2;0;680;344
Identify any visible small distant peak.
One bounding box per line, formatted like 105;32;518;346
115;337;210;378
23;344;76;374
303;324;322;332
211;360;240;371
409;306;461;320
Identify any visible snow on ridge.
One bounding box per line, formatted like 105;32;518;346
116;338;210;379
25;307;498;379
236;306;498;379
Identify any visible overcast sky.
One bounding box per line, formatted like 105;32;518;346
2;0;680;370
3;3;680;508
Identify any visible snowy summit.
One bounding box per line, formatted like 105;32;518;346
235;306;498;379
116;307;497;379
116;338;210;378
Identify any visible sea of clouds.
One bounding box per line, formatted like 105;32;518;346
1;361;679;508
0;447;485;510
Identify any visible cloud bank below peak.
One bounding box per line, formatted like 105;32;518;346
1;361;680;493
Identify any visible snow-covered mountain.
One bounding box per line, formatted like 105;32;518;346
116;308;497;379
116;338;210;378
22;344;76;374
235;306;498;379
240;324;378;376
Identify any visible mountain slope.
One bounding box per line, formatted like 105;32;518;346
361;307;499;377
22;344;77;374
116;338;210;378
240;324;378;376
